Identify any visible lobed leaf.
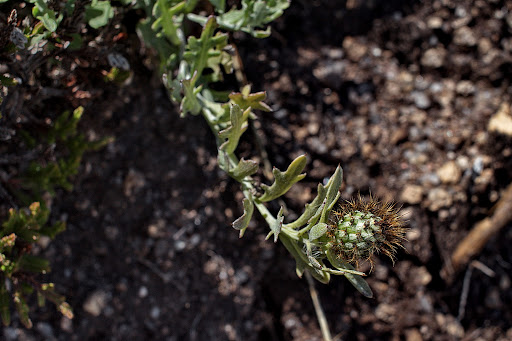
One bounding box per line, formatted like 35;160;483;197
258;155;307;202
219;104;250;154
180;71;203;116
29;0;62;32
232;198;254;238
266;206;284;242
85;0;114;29
231;158;258;180
151;0;185;45
188;0;290;38
229;86;271;112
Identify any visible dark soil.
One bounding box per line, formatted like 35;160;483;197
4;0;512;340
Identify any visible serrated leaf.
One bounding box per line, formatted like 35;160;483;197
183;16;228;77
229;86;271;112
326;250;373;298
180;71;202;116
309;223;327;241
189;0;289;38
258;155;307;202
319;165;343;223
219;104;250;154
151;0;185;45
232;198;254;238
265;206;284;242
85;0;114;29
231;158;258;179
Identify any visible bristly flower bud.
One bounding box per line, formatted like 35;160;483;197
324;195;406;269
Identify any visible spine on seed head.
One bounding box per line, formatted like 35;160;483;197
323;195;407;269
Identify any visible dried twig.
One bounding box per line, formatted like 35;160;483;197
450;182;512;274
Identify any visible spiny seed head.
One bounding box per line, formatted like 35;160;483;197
325;194;407;270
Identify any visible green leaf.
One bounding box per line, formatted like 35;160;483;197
29;0;62;32
229;86;271;112
151;0;185;45
231;158;258;180
266;206;284;243
258;155;307;202
279;234;309;276
183;16;228;78
14;292;32;328
319;165;343;224
232;198;254;238
210;0;225;12
0;282;10;326
308;267;331;284
39;221;66;239
219;104;250;154
137;18;176;69
180;71;203;116
85;0;114;29
309;223;327;241
283;182;327;229
17;255;50;274
188;0;289;38
326;250;373;298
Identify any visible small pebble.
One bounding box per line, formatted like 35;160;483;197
138;286;149;298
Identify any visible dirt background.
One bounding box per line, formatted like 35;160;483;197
3;0;512;340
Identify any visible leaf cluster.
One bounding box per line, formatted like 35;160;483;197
136;0;373;295
0;203;71;328
0;0;117;328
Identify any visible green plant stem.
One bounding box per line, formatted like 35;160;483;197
200;109;278;227
305;270;333;341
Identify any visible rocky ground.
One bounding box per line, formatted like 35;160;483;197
3;0;512;340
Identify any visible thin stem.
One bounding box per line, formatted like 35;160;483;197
305;270;333;341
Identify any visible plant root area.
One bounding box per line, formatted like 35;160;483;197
7;0;512;340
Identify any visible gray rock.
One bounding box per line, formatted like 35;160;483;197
410;91;431;109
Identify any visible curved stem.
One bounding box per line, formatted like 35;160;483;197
305;270;333;341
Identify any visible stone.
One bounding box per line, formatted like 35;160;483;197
427;188;453;211
488;103;512;136
455;80;475;96
401;184;424;204
83;290;109;316
342;36;368;62
437;161;462;184
410;91;431;109
405;328;423;341
421;47;446;68
453;26;477;46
